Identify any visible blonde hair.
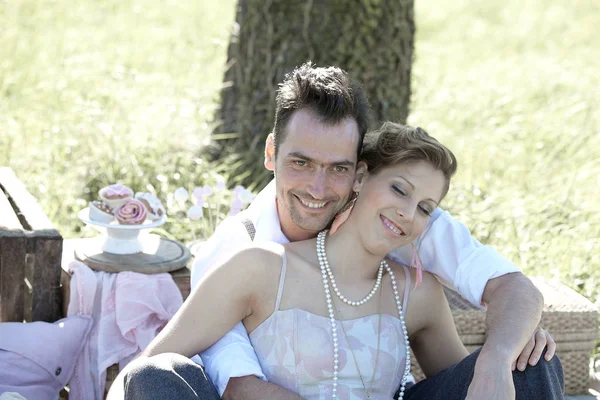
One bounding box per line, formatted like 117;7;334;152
360;122;457;200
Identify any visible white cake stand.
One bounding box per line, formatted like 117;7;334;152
78;208;167;255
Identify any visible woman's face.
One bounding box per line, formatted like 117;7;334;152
353;160;446;254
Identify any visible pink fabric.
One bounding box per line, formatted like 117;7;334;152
67;261;183;400
0;315;92;400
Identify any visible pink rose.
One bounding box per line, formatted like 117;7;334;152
115;199;147;225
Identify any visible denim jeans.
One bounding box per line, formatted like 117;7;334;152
124;349;564;399
123;353;220;400
401;349;564;400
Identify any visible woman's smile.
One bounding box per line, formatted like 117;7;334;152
380;215;406;237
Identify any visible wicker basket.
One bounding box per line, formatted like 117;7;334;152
410;278;599;395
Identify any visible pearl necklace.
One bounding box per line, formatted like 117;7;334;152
318;236;384;306
334;289;383;399
317;230;411;399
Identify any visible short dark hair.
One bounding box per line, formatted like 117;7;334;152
360;122;458;201
272;62;370;158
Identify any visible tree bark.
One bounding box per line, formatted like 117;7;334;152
214;0;415;189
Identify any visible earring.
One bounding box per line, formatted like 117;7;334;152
329;192;358;235
411;242;423;288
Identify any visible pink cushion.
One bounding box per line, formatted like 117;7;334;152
0;315;92;399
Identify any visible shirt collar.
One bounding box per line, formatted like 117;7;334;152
248;180;290;244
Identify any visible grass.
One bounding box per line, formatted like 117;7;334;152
0;0;237;240
1;0;598;319
409;0;600;306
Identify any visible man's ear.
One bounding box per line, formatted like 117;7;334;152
353;161;368;192
264;133;275;171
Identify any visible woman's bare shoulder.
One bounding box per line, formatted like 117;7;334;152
281;240;319;265
385;260;447;337
206;242;286;283
385;259;442;302
236;242;286;266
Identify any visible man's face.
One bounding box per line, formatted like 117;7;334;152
264;108;360;241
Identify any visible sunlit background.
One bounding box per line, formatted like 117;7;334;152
1;0;598;313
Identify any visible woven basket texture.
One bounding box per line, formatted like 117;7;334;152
410;278;599;395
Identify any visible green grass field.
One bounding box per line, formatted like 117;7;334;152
1;0;599;314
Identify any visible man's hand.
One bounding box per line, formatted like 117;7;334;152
465;327;556;400
466;354;515;400
468;273;544;399
512;326;556;371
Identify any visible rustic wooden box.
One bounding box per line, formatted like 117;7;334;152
0;167;63;322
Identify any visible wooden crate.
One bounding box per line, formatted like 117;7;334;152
0;167;63;322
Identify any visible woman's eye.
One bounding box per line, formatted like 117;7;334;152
419;205;432;216
392;185;407;196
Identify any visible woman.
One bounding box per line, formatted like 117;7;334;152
121;122;468;399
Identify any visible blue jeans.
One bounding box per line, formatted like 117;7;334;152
401;349;564;400
124;349;564;399
123;353;220;400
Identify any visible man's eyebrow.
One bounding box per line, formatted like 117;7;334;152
399;175;439;205
286;152;355;167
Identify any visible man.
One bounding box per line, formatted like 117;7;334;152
119;63;563;399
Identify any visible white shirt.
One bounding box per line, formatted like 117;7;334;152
191;180;520;396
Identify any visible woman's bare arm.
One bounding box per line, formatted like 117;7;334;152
143;246;278;358
107;246;280;399
408;272;469;377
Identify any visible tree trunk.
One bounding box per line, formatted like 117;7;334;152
214;0;415;189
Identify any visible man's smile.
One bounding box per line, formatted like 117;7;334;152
294;194;330;210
